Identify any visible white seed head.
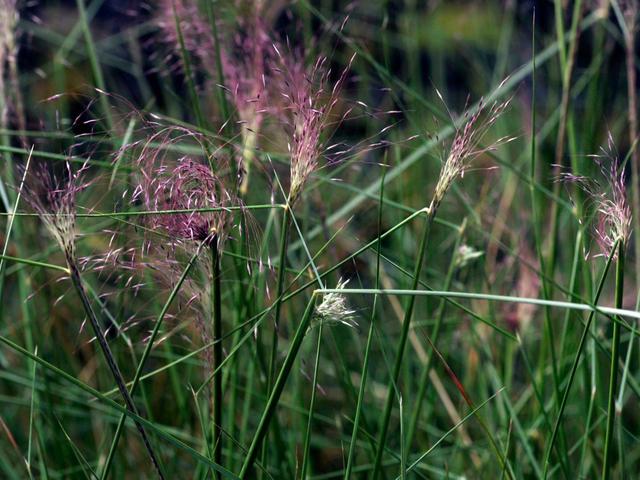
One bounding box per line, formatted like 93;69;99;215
455;244;484;268
313;279;357;328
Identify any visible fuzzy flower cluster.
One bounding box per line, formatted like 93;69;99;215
23;162;89;261
131;128;240;367
279;51;355;203
156;0;213;73
129;126;237;253
157;0;275;192
134;153;233;251
312;279;357;329
558;137;632;258
430;95;512;215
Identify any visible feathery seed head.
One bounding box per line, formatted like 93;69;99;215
132;127;237;252
223;15;273;130
156;0;277;193
558;135;632;257
157;0;275;129
431;96;511;213
156;159;232;249
313;279;357;329
157;0;214;73
23;161;89;261
277;49;355;204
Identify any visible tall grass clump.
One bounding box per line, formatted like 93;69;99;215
4;1;640;479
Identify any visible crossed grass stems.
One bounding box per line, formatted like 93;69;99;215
3;8;639;479
10;142;638;480
5;189;639;479
6;111;639;479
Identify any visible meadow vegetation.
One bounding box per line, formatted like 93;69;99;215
1;1;640;478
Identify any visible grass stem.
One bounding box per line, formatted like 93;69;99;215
602;242;625;480
371;208;432;480
67;262;164;479
239;294;317;479
211;240;223;478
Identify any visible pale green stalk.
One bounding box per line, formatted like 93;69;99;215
239;295;317;479
602;242;625;480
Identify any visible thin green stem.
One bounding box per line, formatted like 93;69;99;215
543;239;617;477
268;205;292;391
239;294;317;479
1;204;282;218
211;242;224;479
67;261;164;479
404;219;466;450
0;254;69;274
300;323;322;479
203;0;231;130
344;170;386;478
315;289;640;326
602;242;625;480
260;204;291;472
371;208;432;480
171;0;206;135
75;0;113;131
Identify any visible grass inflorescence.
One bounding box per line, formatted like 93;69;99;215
2;1;640;479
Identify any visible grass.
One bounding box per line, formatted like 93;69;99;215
1;1;640;479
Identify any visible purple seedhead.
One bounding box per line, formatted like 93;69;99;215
558;134;632;258
156;0;214;74
156;0;274;128
221;8;277;192
23;161;90;262
132;127;236;253
221;4;273;129
138;159;233;251
275;46;356;204
156;0;279;193
430;93;513;214
131;127;246;373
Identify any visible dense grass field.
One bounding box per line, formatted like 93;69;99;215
1;0;640;478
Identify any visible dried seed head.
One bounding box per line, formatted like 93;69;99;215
276;49;355;204
313;279;357;328
558;135;632;257
430;96;512;214
23;161;89;261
